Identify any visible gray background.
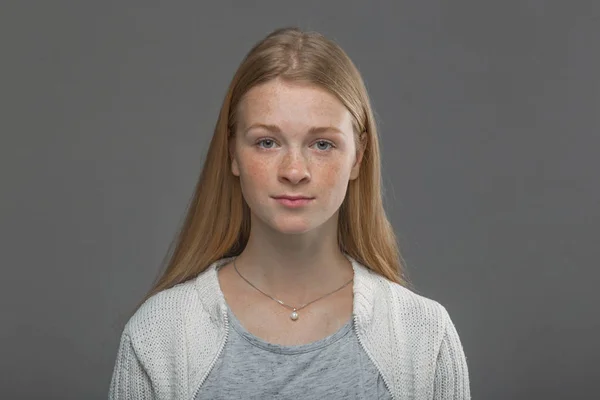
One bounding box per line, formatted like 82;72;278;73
1;1;598;399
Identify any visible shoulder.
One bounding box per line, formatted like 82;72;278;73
352;258;451;334
111;267;227;398
378;279;470;397
122;273;211;350
112;266;229;396
377;275;456;361
363;267;452;342
387;278;451;329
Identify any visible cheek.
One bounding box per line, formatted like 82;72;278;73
238;157;270;194
322;154;352;181
323;163;342;183
318;159;351;196
244;160;268;179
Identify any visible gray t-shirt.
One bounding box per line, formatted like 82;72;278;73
195;305;392;399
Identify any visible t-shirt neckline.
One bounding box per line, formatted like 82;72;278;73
225;304;354;355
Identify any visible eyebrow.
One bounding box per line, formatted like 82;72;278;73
243;123;344;136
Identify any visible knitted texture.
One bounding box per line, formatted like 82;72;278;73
109;255;470;399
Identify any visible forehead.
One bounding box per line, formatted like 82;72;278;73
237;79;352;132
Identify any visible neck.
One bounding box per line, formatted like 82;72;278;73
233;214;353;305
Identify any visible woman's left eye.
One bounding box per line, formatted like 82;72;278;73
313;140;334;151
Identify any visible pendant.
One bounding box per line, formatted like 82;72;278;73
290;310;299;321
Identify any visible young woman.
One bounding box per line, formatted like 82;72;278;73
109;27;470;400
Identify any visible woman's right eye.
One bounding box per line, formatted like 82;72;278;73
256;139;276;149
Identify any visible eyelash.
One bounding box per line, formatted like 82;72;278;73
255;138;335;151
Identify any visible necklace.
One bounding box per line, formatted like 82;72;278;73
233;258;353;321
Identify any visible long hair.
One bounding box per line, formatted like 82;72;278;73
138;27;410;309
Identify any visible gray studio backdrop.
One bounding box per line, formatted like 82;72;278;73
1;1;598;399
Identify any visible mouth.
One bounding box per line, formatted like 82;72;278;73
272;195;314;201
272;195;314;208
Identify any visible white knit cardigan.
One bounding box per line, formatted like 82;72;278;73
109;255;471;399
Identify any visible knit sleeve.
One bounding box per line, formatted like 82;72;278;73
109;331;155;400
432;311;471;399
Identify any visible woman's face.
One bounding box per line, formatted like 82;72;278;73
230;78;364;235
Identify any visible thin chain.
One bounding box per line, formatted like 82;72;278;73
233;258;353;312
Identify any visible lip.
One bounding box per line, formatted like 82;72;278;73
272;195;314;208
273;195;314;200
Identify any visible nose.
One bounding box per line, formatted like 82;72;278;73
278;149;311;184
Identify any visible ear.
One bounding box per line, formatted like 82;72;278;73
349;131;367;180
229;132;240;177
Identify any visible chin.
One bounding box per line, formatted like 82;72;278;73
267;215;319;235
250;209;332;236
272;222;314;235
